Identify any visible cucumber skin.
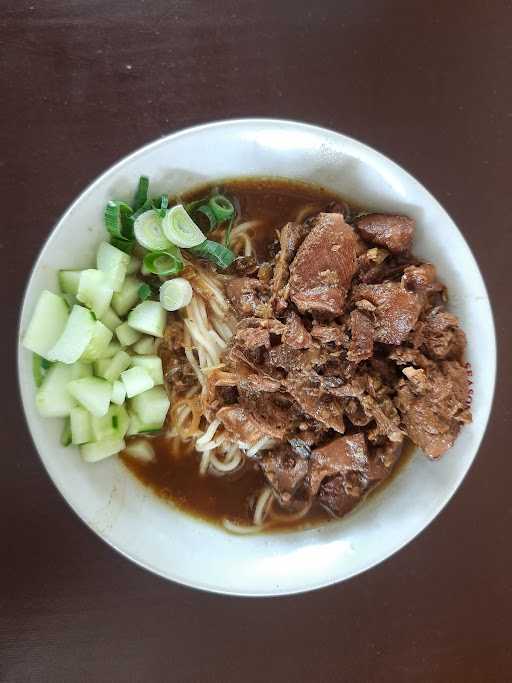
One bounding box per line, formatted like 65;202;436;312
23;290;69;359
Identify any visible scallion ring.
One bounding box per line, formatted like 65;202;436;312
104;200;134;241
138;283;152;301
162;204;206;248
188;239;235;269
208;194;234;222
143;247;183;276
133;175;150;211
159;278;193;311
134;210;173;251
193;204;217;232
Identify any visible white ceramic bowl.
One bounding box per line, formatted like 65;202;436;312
18;119;496;596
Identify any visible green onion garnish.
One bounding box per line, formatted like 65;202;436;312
143;246;183;276
138;283;152;301
111;237;134;254
159;277;193;311
104;201;134;242
162;204;206;248
209;194;234;222
188;239;235;269
133;176;150;211
193;204;217;232
134;210;172;251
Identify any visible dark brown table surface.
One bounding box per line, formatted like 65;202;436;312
2;1;511;681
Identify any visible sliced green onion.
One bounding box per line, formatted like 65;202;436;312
209;194;234;222
104;201;134;242
188;239;235;269
155;194;169;217
143;247;183;277
134;210;173;251
131;198;154;222
224;215;235;247
159;278;193;311
110;237;134;254
162;204;206;248
138;283;152;301
193;204;217;232
133;176;150;211
185;197;208;215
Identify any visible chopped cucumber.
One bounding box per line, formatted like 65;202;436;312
130;385;170;428
70;406;93;445
127;255;142;275
77;269;113;318
80;321;113;362
100;307;123;332
128;301;166;338
71;360;94;380
46;305;96;364
111;275;142;316
35;363;76;417
126;411;161;436
124;439;155;462
67;377;112;417
101;341;122;359
115;321;142;347
80;436;126;463
58;270;82;296
130;355;163;385
91;404;129;441
132;335;155;355
111;380;126;405
33;354;52;387
97;241;130;292
121;366;154;398
103;350;132;383
60;418;72;446
22;290;69;359
94;358;111;379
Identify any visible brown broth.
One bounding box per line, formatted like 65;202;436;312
120;177;412;532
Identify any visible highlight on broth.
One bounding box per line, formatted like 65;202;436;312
23;177;473;534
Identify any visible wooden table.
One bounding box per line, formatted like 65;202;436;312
2;2;510;680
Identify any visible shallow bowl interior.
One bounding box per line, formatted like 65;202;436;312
18;119;495;596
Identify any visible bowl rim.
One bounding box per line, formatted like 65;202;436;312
17;117;497;596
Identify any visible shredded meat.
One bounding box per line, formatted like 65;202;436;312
192;198;472;520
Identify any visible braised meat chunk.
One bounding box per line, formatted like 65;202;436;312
355;213;414;255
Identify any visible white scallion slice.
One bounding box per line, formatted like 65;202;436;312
159;277;192;312
103;350;132;383
132;335;155;355
46;305;96;364
134;210;173;251
35;363;76;417
70;406;93;445
77;269;114;319
80;321;113;362
97;241;130;292
127;301;166;338
111;275;143;317
162;204;206;248
22;290;69;359
58;270;82;296
67;377;112;417
130;355;164;385
130;385;170;428
115;321;142;347
121;366;154;398
111;380;126;405
80;436;125;463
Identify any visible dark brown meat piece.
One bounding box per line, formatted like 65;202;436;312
352;282;424;345
308;433;368;495
289;213;358;318
271;221;308;299
286;372;345;433
216;405;267;446
238;375;296;440
282;311;312;349
318;474;367;517
310;322;347;346
348;310;374;362
416;307;467;361
259;445;308;506
355;213;414;255
394;361;471;458
226;277;268;316
402;264;443;293
234;326;271;351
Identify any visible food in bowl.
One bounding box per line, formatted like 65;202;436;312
22;175;472;534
